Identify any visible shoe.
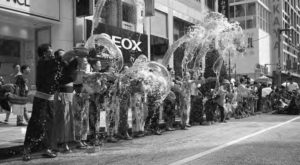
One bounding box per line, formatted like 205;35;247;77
133;132;145;138
186;124;192;127
17;123;28;126
181;127;188;130
4;119;8;123
166;127;175;131
152;130;162;135
62;144;72;153
23;154;31;161
107;137;118;143
117;134;133;140
76;141;86;149
82;141;89;147
23;149;31;161
42;149;57;158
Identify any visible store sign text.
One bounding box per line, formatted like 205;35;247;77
5;0;30;7
110;35;142;52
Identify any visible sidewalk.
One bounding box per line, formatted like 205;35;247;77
0;104;32;148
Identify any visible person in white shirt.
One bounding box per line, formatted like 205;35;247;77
287;78;299;92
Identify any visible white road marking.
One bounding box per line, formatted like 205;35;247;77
169;116;300;165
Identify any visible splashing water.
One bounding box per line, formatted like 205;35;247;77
120;56;171;103
85;34;124;72
162;12;246;77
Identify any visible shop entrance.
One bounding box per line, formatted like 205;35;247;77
0;36;23;83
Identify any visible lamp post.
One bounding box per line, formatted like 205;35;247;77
277;28;291;87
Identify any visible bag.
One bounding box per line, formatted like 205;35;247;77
7;93;28;105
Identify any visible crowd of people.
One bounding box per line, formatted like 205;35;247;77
0;44;299;162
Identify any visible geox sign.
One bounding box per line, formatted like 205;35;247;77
92;22;148;66
110;35;143;52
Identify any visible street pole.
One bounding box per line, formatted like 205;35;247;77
228;51;231;80
277;28;291;87
277;29;281;87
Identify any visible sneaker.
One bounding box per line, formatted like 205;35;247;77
42;149;57;158
107;137;118;143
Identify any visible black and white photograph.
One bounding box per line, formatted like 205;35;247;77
0;0;300;164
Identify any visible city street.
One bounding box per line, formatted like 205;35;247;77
1;114;300;165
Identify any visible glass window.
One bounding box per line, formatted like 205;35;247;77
235;4;245;17
229;6;235;18
122;2;136;24
151;10;168;38
229;0;234;3
246;17;256;29
246;3;256;16
238;20;245;29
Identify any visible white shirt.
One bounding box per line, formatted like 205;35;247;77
287;82;299;92
262;87;272;97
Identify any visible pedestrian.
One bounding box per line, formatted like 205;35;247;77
54;49;78;153
181;72;192;128
163;89;176;131
13;65;31;126
73;56;90;149
215;79;230;123
88;58;104;145
190;73;204;125
23;44;61;161
4;64;22;123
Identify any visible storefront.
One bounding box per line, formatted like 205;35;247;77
87;21;148;67
0;0;74;86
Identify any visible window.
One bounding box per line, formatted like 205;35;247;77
0;39;20;57
229;6;235;18
246;18;256;29
122;2;136;24
246;3;256;16
238;20;245;29
151;10;168;38
235;4;245;17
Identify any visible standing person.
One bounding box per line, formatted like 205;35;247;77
182;72;192;128
190;73;204;125
23;44;61;161
163;90;176;131
215;79;230;123
4;64;22;123
88;59;104;145
14;65;31;126
287;77;299;92
54;49;77;153
73;57;90;149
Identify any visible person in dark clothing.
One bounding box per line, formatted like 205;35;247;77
53;49;78;153
23;44;62;161
163;91;176;131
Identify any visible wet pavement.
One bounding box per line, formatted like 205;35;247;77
0;114;299;165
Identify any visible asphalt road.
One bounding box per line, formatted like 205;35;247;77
1;114;300;165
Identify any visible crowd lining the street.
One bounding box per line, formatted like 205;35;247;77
0;44;299;162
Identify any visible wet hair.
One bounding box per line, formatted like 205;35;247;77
54;49;64;59
12;63;20;69
37;44;51;58
21;65;30;73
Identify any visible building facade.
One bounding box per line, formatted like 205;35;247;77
229;0;300;82
74;0;218;71
228;0;272;79
270;0;300;81
0;0;74;86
